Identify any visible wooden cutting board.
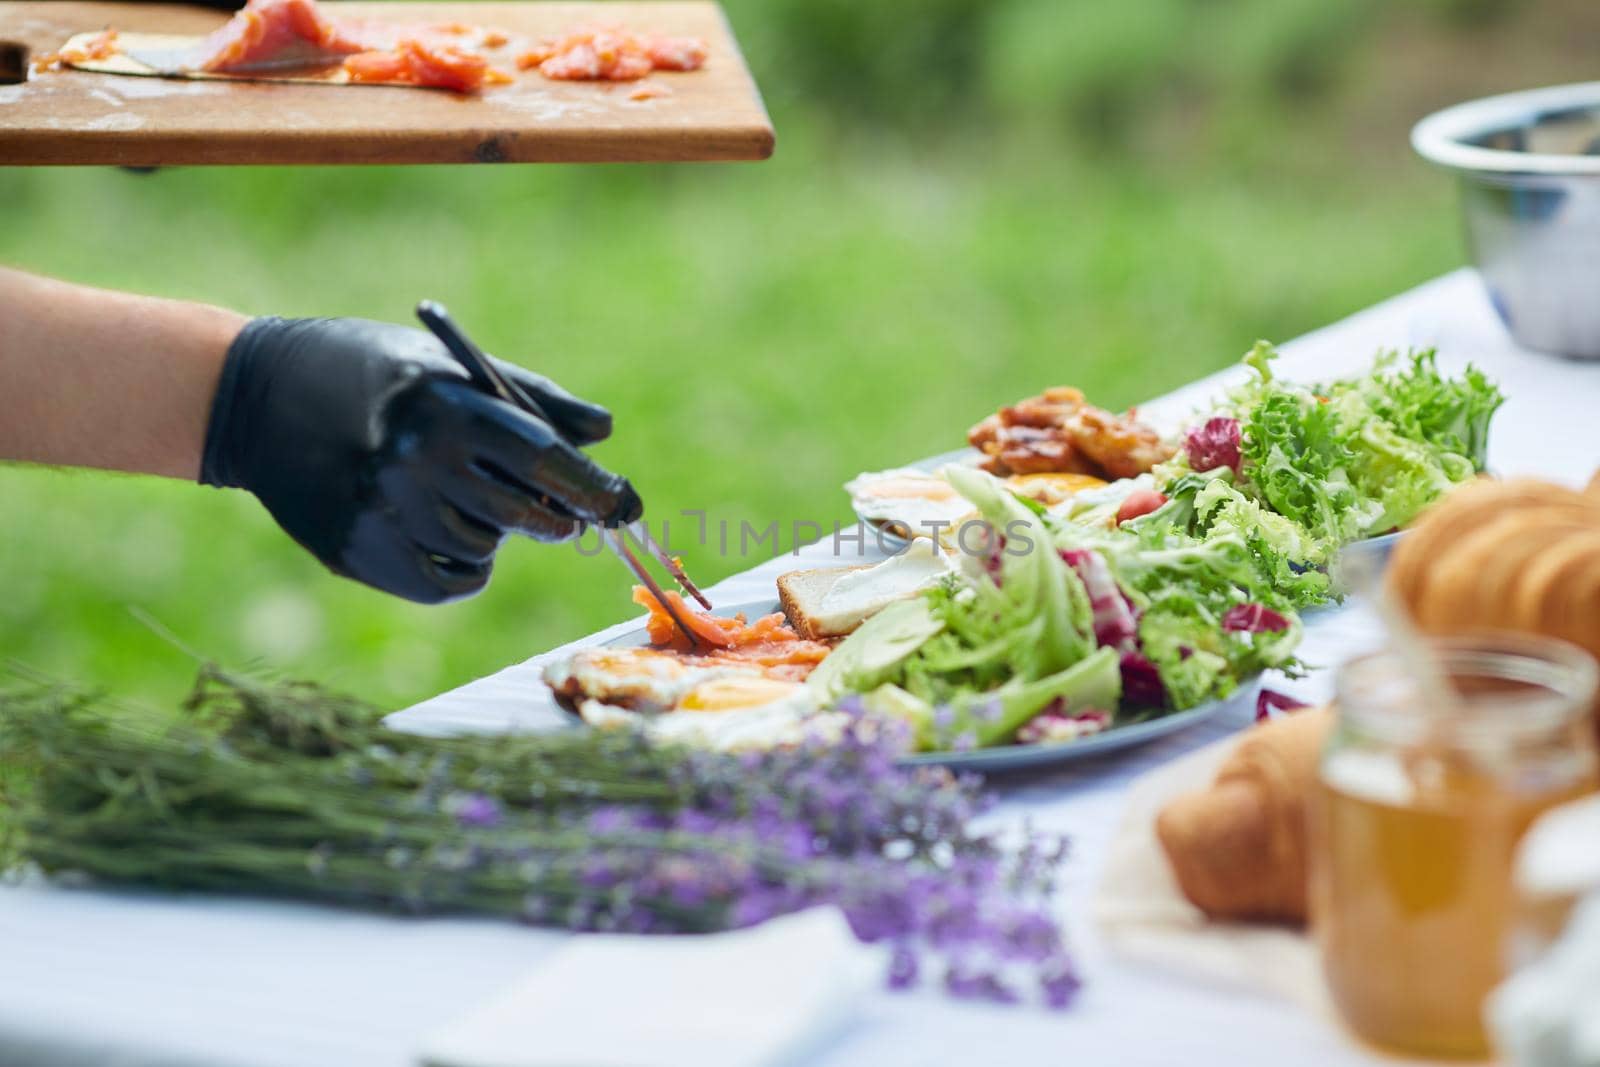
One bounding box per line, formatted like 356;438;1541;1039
0;1;774;165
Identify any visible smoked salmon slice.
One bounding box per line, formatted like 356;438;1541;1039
191;0;510;91
517;27;707;81
345;40;512;92
632;586;814;652
629;586;832;680
194;0;370;71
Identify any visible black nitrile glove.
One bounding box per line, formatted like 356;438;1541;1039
202;317;641;603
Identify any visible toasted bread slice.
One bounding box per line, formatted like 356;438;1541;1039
777;567;871;640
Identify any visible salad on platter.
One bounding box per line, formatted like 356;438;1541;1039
545;344;1504;761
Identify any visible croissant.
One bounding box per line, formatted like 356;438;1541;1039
1388;475;1600;670
1155;706;1331;924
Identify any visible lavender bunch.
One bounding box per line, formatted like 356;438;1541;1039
0;667;1078;1008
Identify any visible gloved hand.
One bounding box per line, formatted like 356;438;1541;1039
201;316;640;603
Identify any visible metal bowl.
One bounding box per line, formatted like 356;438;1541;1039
1413;82;1600;359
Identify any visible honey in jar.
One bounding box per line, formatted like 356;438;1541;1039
1311;633;1599;1060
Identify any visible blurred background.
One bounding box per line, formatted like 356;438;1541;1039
3;0;1597;710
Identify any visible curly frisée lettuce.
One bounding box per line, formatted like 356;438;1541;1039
1122;472;1332;611
1057;513;1305;707
1337;350;1501;471
1221;342;1501;545
1137;594;1300;709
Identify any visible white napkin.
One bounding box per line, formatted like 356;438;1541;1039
416;909;876;1067
1091;733;1334;1018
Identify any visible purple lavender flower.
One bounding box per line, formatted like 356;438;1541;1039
377;710;1086;1011
887;945;920;990
449;792;502;829
586;806;634;835
945;964;1022;1005
972;698;1003;724
1039;955;1083;1010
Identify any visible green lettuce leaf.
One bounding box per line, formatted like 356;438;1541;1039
821;467;1112;747
1336;349;1503;471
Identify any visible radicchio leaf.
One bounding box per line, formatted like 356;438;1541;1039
1184;416;1242;475
1222;603;1291;634
1060;549;1138;651
1255;688;1311;722
1120;650;1167;709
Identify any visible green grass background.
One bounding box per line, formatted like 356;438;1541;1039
2;0;1595;710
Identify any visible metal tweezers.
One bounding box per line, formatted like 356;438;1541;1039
415;301;711;648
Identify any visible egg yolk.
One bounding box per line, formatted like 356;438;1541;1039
1006;472;1109;499
677;677;802;712
863;477;960;501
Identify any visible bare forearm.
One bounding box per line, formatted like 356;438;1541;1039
0;267;246;479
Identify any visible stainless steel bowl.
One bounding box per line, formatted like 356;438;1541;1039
1413;82;1600;359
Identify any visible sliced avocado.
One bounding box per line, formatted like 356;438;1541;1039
806;597;945;702
860;684;936;750
975;646;1121;747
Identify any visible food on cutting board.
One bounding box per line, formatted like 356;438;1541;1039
1155;706;1330;923
968;387;1174;480
190;0;516;91
31;28;120;73
36;0;707;96
517;26;707;81
35;0;515;92
1388;476;1600;666
194;0;407;71
341;38;510;91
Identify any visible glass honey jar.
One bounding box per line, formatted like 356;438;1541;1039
1310;633;1599;1060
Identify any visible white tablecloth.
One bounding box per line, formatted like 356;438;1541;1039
3;269;1596;1067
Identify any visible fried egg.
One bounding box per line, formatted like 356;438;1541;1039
1047;473;1155;527
544;648;765;711
1004;471;1109;505
676;676;807;711
848;467;1113;543
846;468;978;537
579;678;828;751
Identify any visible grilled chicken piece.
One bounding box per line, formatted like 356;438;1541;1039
967;387;1174;480
1063;406;1174;480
